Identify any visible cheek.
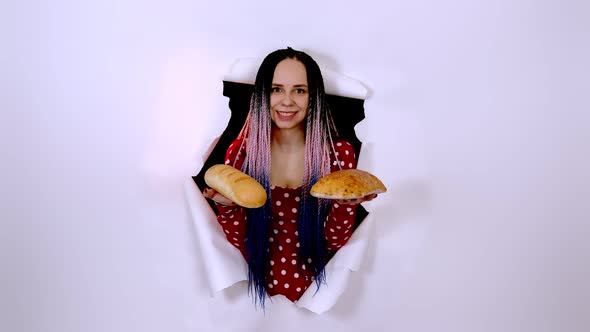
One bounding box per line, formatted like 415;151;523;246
270;95;279;108
297;96;309;110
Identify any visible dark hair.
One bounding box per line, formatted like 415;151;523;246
238;47;339;308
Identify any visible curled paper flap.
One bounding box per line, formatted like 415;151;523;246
184;179;248;294
223;58;369;100
295;214;374;313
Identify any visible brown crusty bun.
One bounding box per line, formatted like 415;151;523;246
310;169;387;199
204;164;267;208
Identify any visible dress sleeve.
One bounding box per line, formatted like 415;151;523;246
325;140;360;252
212;139;248;258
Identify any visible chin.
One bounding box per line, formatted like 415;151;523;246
275;123;303;130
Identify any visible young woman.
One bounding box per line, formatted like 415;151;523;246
203;47;377;307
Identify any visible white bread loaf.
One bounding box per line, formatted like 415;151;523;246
204;164;267;208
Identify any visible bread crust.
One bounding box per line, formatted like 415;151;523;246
310;169;387;199
204;164;267;208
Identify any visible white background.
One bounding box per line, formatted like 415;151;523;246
2;0;589;331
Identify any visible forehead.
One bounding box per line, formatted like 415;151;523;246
272;58;308;85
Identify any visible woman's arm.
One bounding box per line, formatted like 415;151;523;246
203;139;248;257
324;140;360;252
213;202;248;257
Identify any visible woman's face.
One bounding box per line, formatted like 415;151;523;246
270;58;310;131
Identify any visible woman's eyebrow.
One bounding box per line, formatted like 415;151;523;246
271;83;308;87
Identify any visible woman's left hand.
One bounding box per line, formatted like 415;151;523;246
334;193;378;205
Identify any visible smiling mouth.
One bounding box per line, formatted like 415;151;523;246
276;111;297;120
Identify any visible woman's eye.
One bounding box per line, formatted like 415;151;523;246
296;89;307;94
271;87;282;93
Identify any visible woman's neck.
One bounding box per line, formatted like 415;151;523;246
271;126;305;151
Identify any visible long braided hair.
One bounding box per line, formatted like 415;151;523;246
237;48;339;308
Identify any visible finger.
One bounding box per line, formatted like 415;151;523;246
203;188;216;199
365;194;377;202
336;198;359;205
212;192;237;206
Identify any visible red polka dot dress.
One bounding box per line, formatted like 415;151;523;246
213;139;358;302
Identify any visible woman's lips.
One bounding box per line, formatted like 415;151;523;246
276;111;297;121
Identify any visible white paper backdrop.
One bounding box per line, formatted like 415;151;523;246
2;0;589;331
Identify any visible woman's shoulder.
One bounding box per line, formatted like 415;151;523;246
329;139;357;170
331;139;355;156
332;139;353;150
227;137;246;152
224;138;247;167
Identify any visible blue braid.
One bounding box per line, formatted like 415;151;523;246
245;183;272;309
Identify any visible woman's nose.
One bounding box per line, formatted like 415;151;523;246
281;93;294;105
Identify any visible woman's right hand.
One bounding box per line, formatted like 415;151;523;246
203;188;237;207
